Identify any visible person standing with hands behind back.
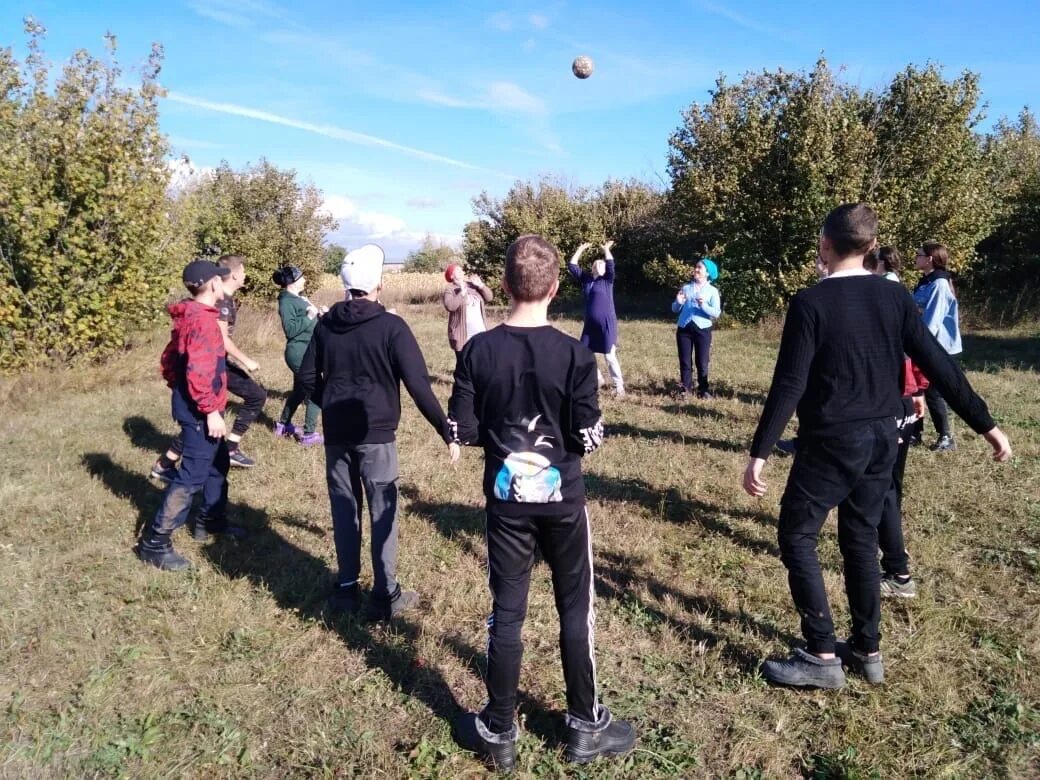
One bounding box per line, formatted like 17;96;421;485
443;263;493;359
672;258;722;399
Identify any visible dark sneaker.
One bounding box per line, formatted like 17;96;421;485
150;463;178;483
366;586;420;622
137;543;192;571
697;390;714;400
273;422;296;438
908;430;923;447
228;448;256;468
191;516;248;542
760;648;845;689
930;434;956;452
774;438;798;457
326;582;361;617
297;432;324;447
880;574;918;599
836;640;884;684
453;712;518;773
564;706;637;764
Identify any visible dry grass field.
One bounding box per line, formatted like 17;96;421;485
0;296;1037;778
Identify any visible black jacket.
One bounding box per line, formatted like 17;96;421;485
298;299;450;446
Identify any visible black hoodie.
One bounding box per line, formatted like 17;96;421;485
298;298;450;446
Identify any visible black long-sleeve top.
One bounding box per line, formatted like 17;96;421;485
298;299;450;446
749;274;994;459
449;324;604;516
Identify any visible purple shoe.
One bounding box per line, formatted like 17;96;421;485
274;422;296;438
298;432;324;447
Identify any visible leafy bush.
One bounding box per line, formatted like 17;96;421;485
0;21;171;370
403;235;457;273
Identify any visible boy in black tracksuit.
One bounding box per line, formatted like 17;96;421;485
298;244;453;621
743;203;1012;689
448;235;636;771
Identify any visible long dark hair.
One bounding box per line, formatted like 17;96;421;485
877;246;901;273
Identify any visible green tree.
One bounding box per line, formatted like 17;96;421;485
323;243;347;274
403;235;457;272
668;59;997;320
0;21;170;370
167;159;336;300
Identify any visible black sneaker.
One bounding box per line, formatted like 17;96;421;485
880;573;918;599
228;448;256;468
697;390;714;400
191;516;248;542
760;648;845;689
930;434;956;452
836;639;884;684
137;542;192;571
366;586;420;622
453;712;517;773
564;706;637;764
326;582;361;616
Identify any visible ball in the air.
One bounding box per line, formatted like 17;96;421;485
572;55;594;79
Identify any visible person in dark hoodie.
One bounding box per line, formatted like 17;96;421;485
138;260;247;571
298;244;454;621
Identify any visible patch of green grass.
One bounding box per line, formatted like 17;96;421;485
0;307;1038;777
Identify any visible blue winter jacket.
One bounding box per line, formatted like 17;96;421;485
913;270;962;355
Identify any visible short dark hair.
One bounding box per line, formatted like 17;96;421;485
864;248;879;272
504;235;560;302
919;241;949;270
821;203;878;258
877;245;901;273
218;253;247;270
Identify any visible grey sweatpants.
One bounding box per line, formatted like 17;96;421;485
325;441;400;598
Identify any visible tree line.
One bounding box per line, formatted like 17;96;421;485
1;24;1037;371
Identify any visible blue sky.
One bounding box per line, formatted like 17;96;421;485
5;1;1039;259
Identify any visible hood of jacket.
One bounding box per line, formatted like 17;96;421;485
323;297;386;334
166;299;217;331
915;268;953;291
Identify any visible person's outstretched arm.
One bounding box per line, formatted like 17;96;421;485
603;240;616;283
390;321;451;442
567;242;591;283
900;294;1011;460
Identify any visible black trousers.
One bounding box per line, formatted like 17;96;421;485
779;419;898;654
676;323;712;393
481;506;598;733
878;403;914;576
924;384;951;437
226;363;268;438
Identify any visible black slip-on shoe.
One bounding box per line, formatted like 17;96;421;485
761;648;845;689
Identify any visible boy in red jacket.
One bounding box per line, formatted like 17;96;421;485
138;261;245;571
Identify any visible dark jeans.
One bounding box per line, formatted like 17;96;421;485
676;323;712;393
227;363;268;438
924;384;950;437
325;442;398;598
279;350;320;434
878;404;914;576
778;418;898;654
143;388;229;549
481;506;598;734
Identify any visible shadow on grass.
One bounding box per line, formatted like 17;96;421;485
584;473;780;559
608;422;746;452
399;484;484;560
960;334;1039;373
122;416;172;454
80;455;557;747
594;549;797;673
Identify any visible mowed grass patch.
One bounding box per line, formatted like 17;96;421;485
1;305;1038;778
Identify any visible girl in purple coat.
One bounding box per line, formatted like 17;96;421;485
568;240;625;397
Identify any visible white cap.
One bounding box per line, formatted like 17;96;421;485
340;244;385;294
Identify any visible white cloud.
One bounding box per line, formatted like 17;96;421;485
321;195;461;261
407;197;442;209
165;92;515;180
166;157;214;194
487;12;514;31
187;0;286;28
486;81;547;115
528;13;549;29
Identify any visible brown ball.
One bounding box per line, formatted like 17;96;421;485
572;55;594;79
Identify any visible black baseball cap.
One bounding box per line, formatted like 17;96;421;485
182;260;230;288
